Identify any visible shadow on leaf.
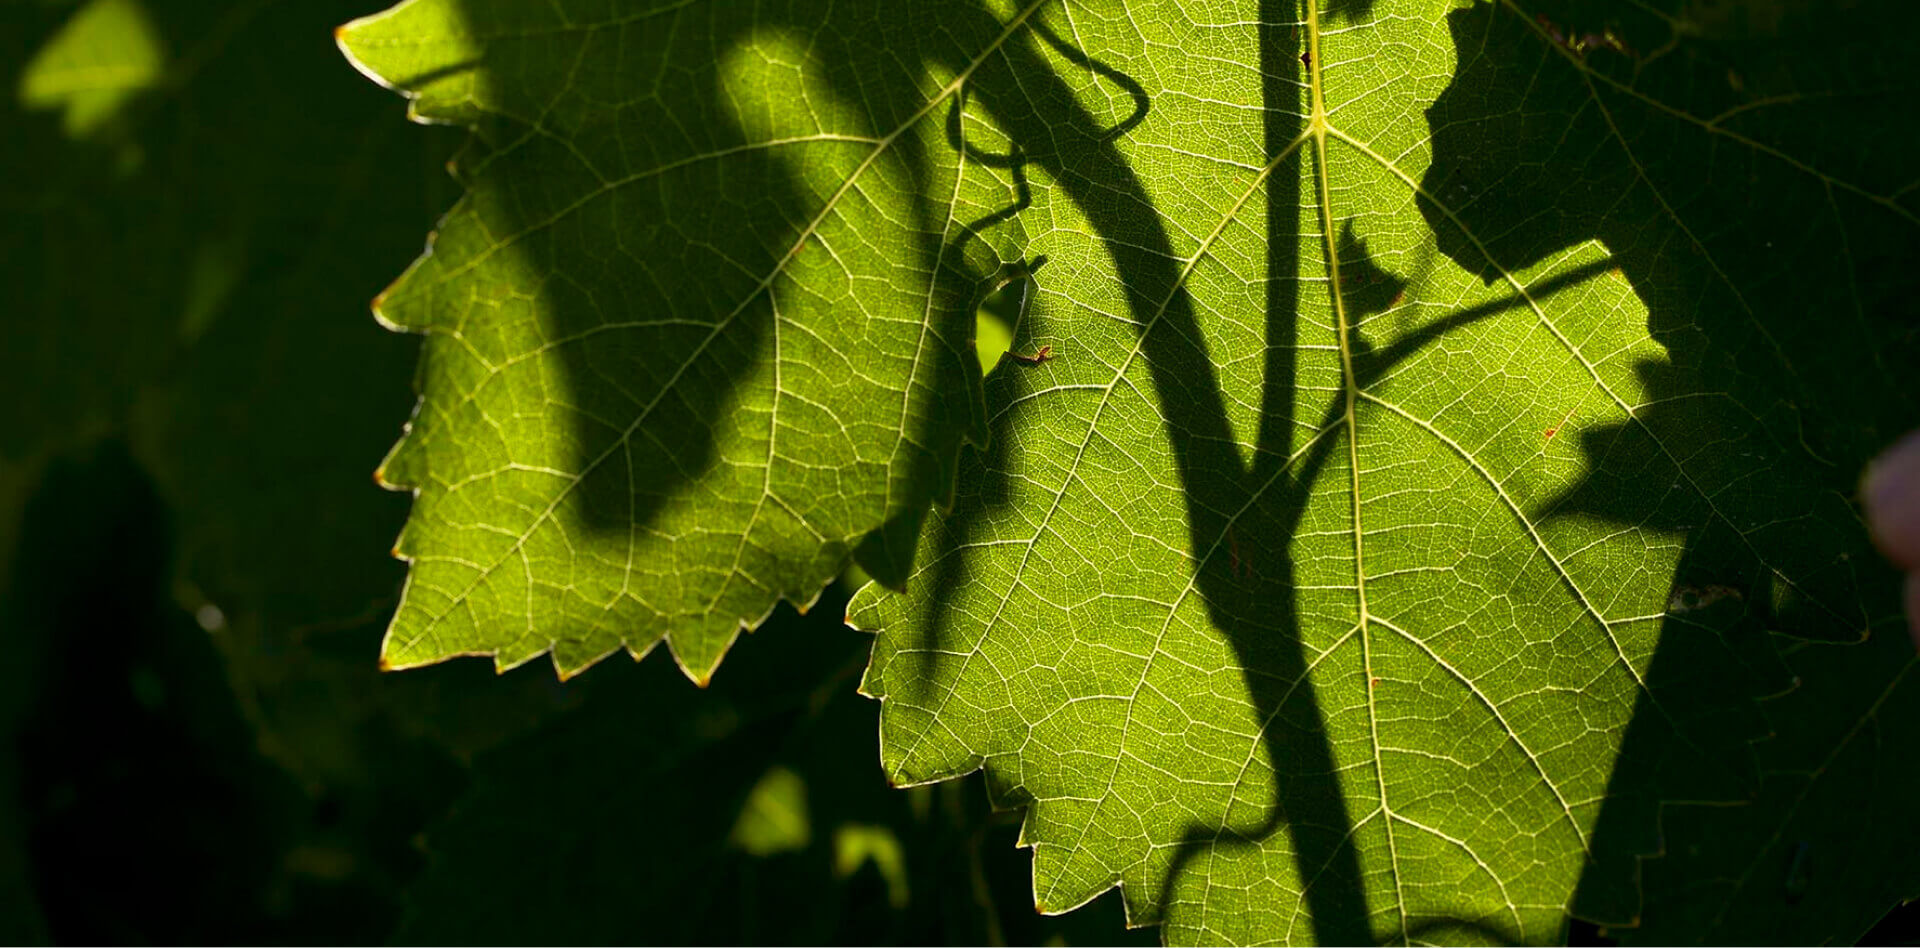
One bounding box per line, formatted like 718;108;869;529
1420;0;1919;933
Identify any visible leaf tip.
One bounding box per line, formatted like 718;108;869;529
369;285;399;328
334;13;400;95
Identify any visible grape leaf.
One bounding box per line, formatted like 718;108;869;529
846;0;1918;943
340;0;1920;942
336;0;1041;679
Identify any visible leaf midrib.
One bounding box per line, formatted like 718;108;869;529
1302;1;1413;938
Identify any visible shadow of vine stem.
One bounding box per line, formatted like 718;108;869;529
916;0;1912;939
926;3;1594;942
422;0;1910;939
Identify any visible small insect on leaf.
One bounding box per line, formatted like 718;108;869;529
1544;404;1578;440
1008;344;1054;366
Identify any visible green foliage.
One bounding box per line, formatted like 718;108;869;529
6;0;1918;943
337;0;1920;943
845;0;1920;933
338;0;1029;679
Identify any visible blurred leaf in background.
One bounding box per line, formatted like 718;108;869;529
2;0;564;937
394;580;1151;946
16;0;165;147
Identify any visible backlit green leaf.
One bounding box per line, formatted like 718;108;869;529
337;0;1033;679
341;0;1920;942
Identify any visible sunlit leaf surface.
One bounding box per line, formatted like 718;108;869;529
340;0;1920;942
